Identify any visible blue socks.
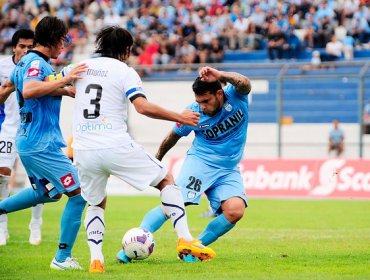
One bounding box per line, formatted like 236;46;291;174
0;187;57;214
197;214;235;246
55;194;86;262
139;206;167;233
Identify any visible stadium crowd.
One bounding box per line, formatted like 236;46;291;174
0;0;369;65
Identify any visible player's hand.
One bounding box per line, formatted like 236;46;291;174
0;80;15;103
64;63;88;84
199;66;221;82
180;110;200;127
63;86;76;98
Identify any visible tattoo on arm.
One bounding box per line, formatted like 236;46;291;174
155;131;182;161
222;72;251;95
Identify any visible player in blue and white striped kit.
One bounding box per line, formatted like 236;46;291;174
117;66;251;262
0;16;87;270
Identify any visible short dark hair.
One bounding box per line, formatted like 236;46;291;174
192;77;222;96
11;29;34;47
94;26;134;60
34;16;67;48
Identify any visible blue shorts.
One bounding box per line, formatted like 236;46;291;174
19;149;80;198
176;155;248;215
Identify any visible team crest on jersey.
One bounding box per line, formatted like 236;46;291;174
223;103;232;112
60;173;76;188
31;60;40;68
187;191;196;199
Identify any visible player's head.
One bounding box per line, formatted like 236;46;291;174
34;16;68;59
11;29;34;63
192;77;224;116
94;26;134;62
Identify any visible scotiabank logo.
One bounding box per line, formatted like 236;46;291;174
240;159;370;199
168;158;370;199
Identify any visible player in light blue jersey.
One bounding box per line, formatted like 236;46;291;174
117;66;251;262
0;16;88;270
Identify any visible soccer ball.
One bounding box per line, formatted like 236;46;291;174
122;228;155;260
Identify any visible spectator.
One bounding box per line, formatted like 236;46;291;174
343;31;355;60
208;37;224;63
284;28;302;59
363;100;370;134
178;39;197;65
267;22;286;60
328;120;345;157
322;34;344;61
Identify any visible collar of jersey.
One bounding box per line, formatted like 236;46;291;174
27;50;50;62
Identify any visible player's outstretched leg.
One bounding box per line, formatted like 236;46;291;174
50;194;85;271
160;184;216;261
29;204;44;245
84;205;105;273
116;206;168;263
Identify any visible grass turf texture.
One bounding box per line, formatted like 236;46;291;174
0;196;369;280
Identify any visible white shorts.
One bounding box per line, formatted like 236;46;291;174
0;135;16;169
74;142;167;206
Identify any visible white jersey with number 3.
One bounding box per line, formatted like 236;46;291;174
72;57;146;150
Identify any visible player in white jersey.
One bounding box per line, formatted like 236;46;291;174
70;26;215;273
0;29;44;246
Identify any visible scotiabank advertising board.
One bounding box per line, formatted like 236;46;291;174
168;158;370;199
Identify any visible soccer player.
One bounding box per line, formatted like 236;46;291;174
0;16;88;270
117;66;251;262
0;29;45;246
69;26;215;273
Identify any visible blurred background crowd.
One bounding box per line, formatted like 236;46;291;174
0;0;369;68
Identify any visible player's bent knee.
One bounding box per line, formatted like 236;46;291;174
224;207;245;223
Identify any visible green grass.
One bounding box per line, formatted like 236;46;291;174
0;197;369;280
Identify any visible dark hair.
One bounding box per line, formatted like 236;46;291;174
94;26;134;60
34;16;67;48
11;29;34;47
192;77;222;96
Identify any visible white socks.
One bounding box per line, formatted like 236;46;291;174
84;205;105;263
160;184;193;241
0;175;10;234
30;203;44;228
0;175;10;199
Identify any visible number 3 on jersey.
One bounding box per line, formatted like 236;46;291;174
84;84;102;119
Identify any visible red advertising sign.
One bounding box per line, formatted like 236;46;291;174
168;158;370;199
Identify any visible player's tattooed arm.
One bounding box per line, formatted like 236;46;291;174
156;130;182;161
199;66;251;95
221;72;251;95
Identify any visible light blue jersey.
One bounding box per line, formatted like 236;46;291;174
10;50;65;155
174;83;249;213
174;83;249;169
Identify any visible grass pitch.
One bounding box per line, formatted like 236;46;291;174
0;196;369;280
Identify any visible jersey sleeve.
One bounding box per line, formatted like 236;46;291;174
224;83;249;106
123;67;146;102
23;59;47;82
